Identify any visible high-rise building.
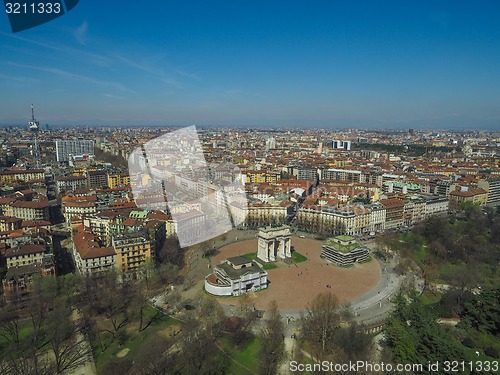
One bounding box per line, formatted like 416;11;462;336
55;139;95;162
265;137;276;151
332;140;351;151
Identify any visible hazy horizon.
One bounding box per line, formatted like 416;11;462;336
1;1;500;130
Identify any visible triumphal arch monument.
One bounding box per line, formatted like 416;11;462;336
257;225;292;262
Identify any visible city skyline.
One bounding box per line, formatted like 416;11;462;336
1;1;500;129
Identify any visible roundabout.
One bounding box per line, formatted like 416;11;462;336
209;236;381;311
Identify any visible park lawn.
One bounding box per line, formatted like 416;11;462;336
412;244;429;264
0;318;34;348
436;262;468;283
243;252;257;260
219;335;260;374
292;251;308;263
476;263;500;288
420;290;442;305
93;306;180;372
428;261;500;286
262;263;278;270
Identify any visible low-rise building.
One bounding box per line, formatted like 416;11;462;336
2;257;55;302
321;236;370;267
205;256;268;296
0;169;45;183
449;188;488;209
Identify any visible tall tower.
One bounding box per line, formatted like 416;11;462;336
29;104;40;131
29;104;40;167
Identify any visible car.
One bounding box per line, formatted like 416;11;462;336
299;235;305;238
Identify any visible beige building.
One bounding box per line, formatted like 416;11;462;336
244;203;288;228
0;192;49;221
425;196;449;217
5;244;46;269
449;188;488;208
112;229;153;273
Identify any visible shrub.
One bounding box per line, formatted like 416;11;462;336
485;346;499;358
461;337;476;348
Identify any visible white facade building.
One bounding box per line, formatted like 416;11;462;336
205;256;268;296
55;139;95;162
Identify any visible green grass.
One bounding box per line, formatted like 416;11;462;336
323;240;359;253
243;252;257;260
241;251;307;268
438;263;468;282
93;307;180;372
291;251;308;263
420;290;442;305
412;244;429;264
463;329;500;355
219;335;260;374
336;235;356;242
262;263;278;270
0;318;34;348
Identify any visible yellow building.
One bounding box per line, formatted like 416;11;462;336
245;171;281;184
108;173;130;188
0;169;45;183
112;230;152;273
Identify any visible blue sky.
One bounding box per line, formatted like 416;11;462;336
1;1;500;129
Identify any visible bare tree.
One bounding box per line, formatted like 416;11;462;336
231;293;258;345
332;322;373;363
130;334;179;375
0;306;34;375
46;306;93;374
196;294;226;338
177;319;230;374
258;300;285;375
301;292;341;354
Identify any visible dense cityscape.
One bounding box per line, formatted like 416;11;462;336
2;2;500;374
0;112;499;373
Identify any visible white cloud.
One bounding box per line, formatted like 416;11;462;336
73;20;88;45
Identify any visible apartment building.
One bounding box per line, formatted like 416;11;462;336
55;139;95;162
112;229;152;273
62;195;97;223
72;225;116;276
56;175;88;193
449;188;488;209
0;169;45;183
108;173;130;188
380;199;405;230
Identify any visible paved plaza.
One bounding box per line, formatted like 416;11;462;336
211;237;381;311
